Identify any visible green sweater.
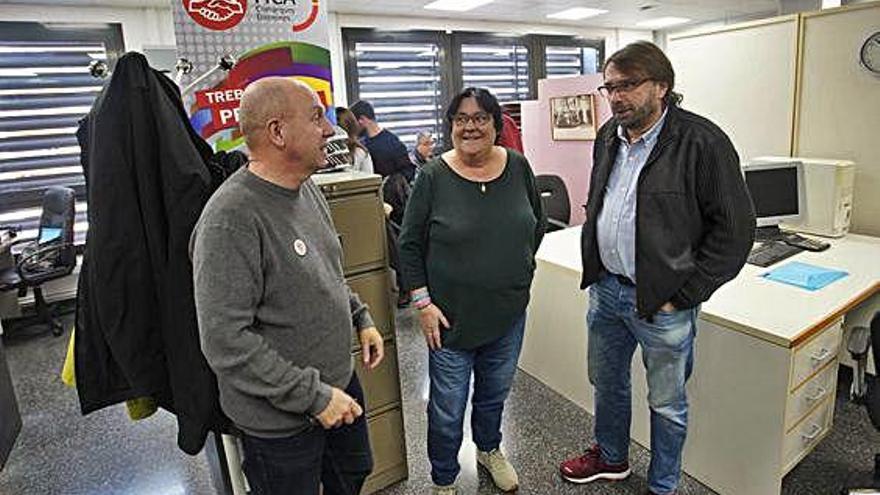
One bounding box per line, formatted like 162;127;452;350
399;150;546;349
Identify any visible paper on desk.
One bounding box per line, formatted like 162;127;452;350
761;261;848;291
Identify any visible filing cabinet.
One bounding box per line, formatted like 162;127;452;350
314;171;408;494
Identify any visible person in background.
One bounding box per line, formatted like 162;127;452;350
349;100;416;181
191;77;385;495
557;41;754;495
399;87;546;495
409;130;436;179
335;107;374;174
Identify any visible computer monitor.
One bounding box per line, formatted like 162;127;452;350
743;159;805;229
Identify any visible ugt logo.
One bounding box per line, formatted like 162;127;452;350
184;0;247;31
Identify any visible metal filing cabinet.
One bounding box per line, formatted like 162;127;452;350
313;171;408;494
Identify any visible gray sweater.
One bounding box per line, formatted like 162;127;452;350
190;167;374;438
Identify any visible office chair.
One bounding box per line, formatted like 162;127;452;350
535;174;570;232
0;187;77;336
844;311;880;494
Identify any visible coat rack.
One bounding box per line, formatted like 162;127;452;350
180;55;237;97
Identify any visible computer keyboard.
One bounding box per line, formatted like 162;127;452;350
781;233;831;252
747;241;804;267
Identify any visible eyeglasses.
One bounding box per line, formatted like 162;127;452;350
597;78;652;98
452;112;491;127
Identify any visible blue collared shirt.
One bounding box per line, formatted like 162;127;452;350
596;109;668;282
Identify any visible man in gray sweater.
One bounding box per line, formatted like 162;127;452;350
191;77;385;495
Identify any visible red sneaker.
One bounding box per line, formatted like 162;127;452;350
559;444;631;484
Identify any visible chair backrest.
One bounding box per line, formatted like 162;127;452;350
535;174;570;229
36;186;76;268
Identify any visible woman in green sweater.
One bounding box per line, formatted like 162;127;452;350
399;87;546;494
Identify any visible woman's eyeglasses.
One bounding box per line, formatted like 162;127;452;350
452;112;491;127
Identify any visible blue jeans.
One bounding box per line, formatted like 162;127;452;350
587;274;698;495
240;374;373;495
427;313;526;486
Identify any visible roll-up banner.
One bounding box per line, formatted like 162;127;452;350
172;0;333;150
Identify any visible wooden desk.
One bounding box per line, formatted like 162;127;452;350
519;226;880;495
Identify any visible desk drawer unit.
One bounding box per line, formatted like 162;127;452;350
362;407;408;495
326;193;386;276
782;394;833;474
790;319;842;391
355;342;402;414
317;172;407;494
348;269;394;348
784;359;837;431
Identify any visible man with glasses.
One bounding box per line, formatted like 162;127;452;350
558;42;755;495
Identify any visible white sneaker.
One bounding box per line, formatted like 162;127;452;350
432;483;457;495
477;448;519;492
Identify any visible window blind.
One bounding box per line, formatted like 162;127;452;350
353;41;443;147
0;41;107;245
460;43;530;103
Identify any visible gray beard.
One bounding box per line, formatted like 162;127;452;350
616;103;655;131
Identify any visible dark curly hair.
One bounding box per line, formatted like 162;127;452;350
444;87;503;146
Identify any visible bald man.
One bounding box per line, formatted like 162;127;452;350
190;77;383;495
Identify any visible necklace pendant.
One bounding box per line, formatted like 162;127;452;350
480;183;486;193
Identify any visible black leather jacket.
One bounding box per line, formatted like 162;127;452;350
580;104;756;317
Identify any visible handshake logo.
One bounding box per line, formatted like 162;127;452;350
184;0;247;31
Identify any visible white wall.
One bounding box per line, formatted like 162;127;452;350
328;12;652;105
668;17;799;161
0;4;175;53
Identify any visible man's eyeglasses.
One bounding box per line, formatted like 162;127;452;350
597;78;652;98
452;112;491;127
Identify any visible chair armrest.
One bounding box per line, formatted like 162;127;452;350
15;243;72;283
7;236;36;252
848;326;871;358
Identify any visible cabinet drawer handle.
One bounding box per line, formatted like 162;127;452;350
810;348;831;363
805;386;827;403
801;424;822;441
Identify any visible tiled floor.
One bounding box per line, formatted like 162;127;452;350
1;308;879;494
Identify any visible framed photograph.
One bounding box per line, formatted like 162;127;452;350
550;94;597;141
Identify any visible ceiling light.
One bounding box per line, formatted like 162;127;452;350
636;17;691;29
546;7;608;20
423;0;494;12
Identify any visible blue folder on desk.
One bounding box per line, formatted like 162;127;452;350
762;261;848;291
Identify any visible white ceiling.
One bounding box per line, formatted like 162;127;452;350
328;0;781;29
2;0;783;30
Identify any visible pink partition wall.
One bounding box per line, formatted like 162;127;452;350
521;75;611;225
